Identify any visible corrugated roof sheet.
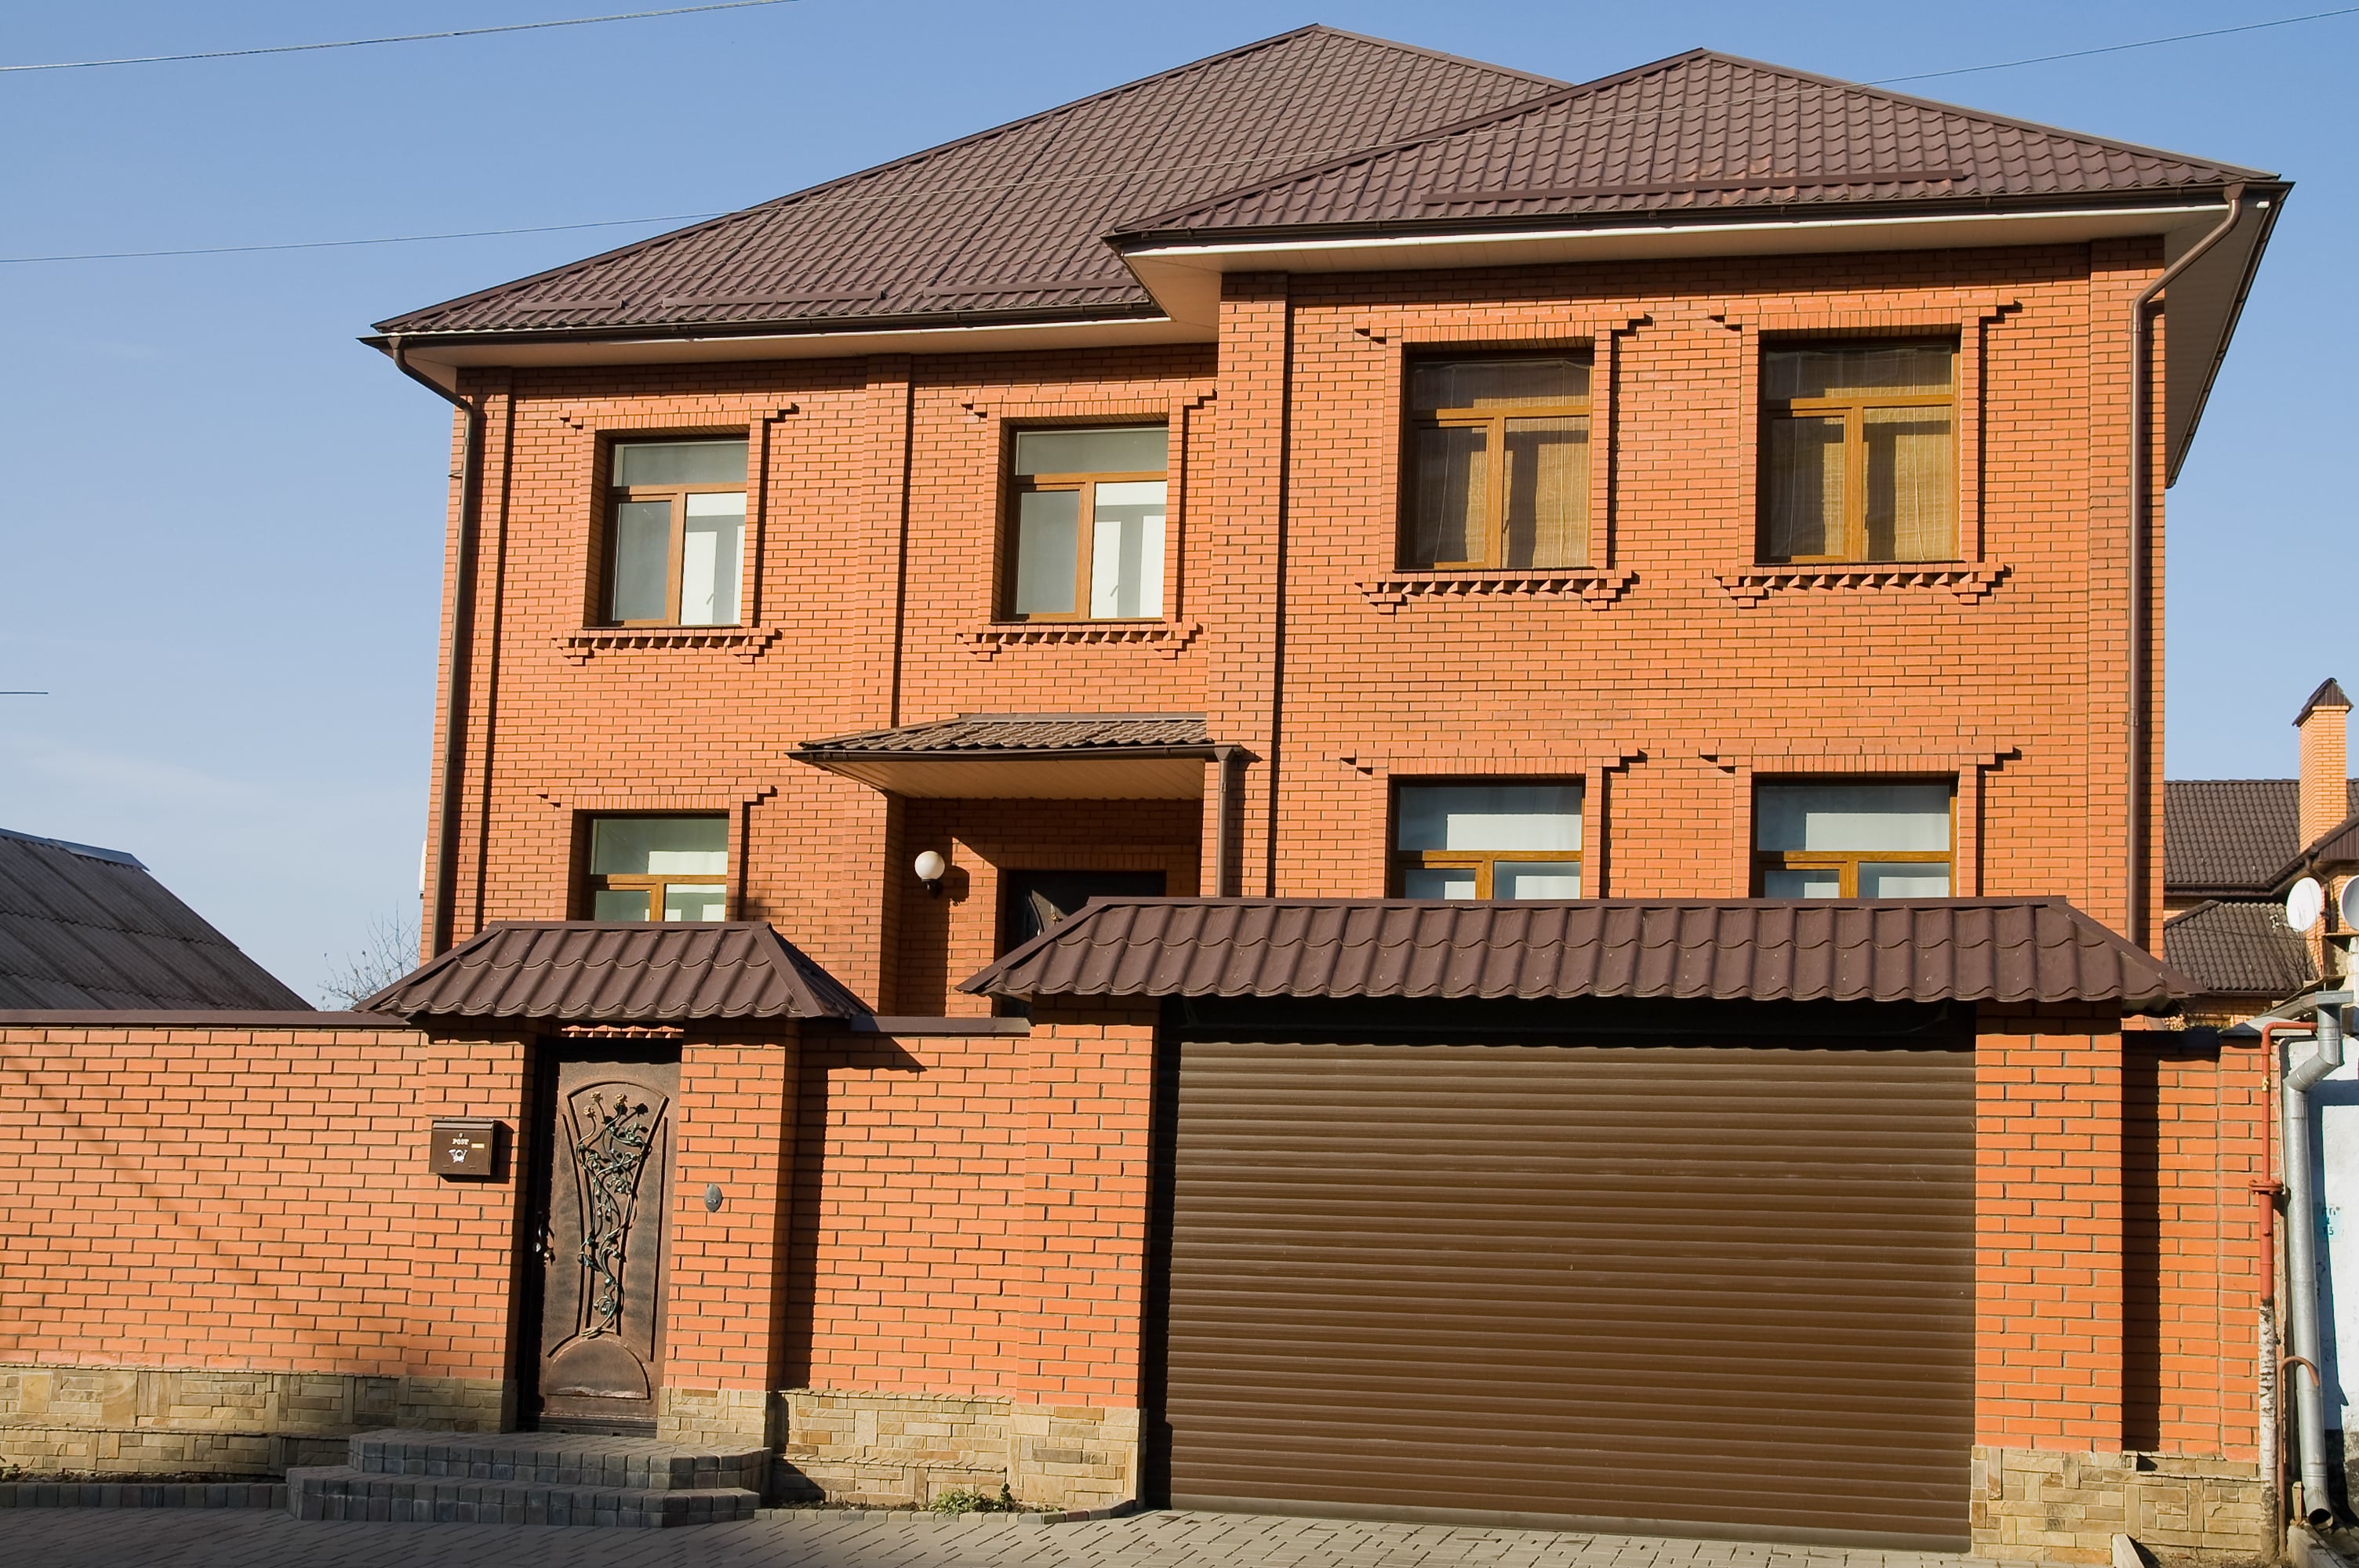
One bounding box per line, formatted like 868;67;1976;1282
374;27;1561;338
0;829;309;1010
2165;779;2359;896
961;897;2192;1011
798;713;1212;756
1117;49;2269;241
362;922;863;1022
2161;899;2314;999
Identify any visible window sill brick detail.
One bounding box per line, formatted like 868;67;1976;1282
1711;563;2008;606
558;627;782;663
1354;568;1635;613
957;622;1203;659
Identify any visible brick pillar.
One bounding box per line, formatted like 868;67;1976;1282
2296;678;2351;849
660;1031;798;1448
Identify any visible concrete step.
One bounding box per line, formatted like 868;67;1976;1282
345;1428;765;1493
285;1465;758;1528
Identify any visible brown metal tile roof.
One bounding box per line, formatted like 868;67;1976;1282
2297;677;2351;726
2274;811;2359;890
1114;49;2270;241
362;921;863;1023
798;713;1213;757
373;27;1562;339
2165;779;2359;897
961;897;2193;1011
2161;899;2315;999
0;828;310;1011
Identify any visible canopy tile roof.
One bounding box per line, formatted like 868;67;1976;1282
363;921;863;1024
798;713;1212;757
0;828;308;1011
373;27;1561;339
962;897;2192;1012
2165;779;2359;897
1114;49;2266;241
2162;898;2315;999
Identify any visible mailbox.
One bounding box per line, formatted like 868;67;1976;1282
430;1118;502;1178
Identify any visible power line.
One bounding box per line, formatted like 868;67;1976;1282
1869;4;2359;84
0;0;796;74
0;213;727;265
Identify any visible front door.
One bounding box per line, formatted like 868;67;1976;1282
529;1052;678;1432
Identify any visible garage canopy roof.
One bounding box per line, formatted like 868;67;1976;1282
961;897;2195;1011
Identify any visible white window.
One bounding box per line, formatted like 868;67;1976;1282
606;439;747;626
1394;783;1583;899
586;815;728;921
1008;426;1167;620
1754;782;1953;898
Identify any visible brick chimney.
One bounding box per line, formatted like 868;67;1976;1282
2297;677;2353;848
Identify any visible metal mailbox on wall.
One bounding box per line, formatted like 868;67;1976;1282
430;1117;503;1178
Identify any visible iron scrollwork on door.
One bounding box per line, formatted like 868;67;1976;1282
565;1087;663;1338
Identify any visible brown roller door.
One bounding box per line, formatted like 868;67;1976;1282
1159;1032;1974;1548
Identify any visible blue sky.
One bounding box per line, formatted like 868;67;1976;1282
2;2;2350;1001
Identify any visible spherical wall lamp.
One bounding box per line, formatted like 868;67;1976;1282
914;850;947;898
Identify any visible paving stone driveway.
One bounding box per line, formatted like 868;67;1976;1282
6;1506;1994;1568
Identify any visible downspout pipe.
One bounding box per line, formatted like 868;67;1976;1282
2284;991;2353;1527
1210;745;1245;898
389;338;485;958
2126;186;2243;946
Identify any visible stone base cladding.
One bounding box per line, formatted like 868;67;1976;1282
776;1390;1135;1512
0;1366;503;1477
1971;1447;2271;1564
656;1386;776;1451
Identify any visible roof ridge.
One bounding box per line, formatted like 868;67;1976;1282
375;26;1556;332
1110;45;2270;241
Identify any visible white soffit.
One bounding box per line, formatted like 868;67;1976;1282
391;315;1209;376
1121;204;2232;328
805;754;1210;800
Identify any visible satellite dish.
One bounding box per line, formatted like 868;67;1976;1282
2288;877;2326;934
2341;877;2359;931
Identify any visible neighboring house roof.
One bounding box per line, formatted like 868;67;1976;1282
961;897;2193;1011
362;921;862;1023
2164;779;2359;898
2273;811;2359;892
371;27;1561;340
2162;898;2316;998
799;713;1214;756
0;827;309;1010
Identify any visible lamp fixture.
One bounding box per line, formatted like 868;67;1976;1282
914;850;947;898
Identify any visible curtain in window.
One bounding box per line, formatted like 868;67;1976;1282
1412;426;1488;565
1765;416;1845;559
1502;416;1589;568
1864;408;1954;561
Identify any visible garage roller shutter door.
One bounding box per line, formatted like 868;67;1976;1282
1161;1035;1975;1547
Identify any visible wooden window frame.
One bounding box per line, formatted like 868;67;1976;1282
603;448;747;629
1750;779;1957;898
1004;429;1169;623
1387;780;1584;899
580;813;732;921
1757;339;1959;566
1401;354;1594;572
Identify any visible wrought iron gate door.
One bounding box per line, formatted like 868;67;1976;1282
533;1054;678;1430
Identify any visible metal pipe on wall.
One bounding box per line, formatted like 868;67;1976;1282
2124;187;2243;946
2283;994;2352;1526
389;338;485;958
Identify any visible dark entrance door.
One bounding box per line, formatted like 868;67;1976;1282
528;1052;678;1432
1001;869;1167;949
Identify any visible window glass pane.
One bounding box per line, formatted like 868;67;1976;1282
679;492;745;626
663;884;726;922
1013;426;1167;476
1764;867;1844;898
611;500;673;621
1398;785;1583;851
1764;415;1846;559
1409;424;1488;566
593;888;653;920
1502;416;1590;568
612;438;747;487
1496;863;1582;899
1411;356;1590;411
1402;866;1480;899
1089;480;1165;619
590;816;729;875
1763;343;1954;401
1756;784;1951;852
1859;863;1953;898
1864;407;1954;561
1013;489;1081;615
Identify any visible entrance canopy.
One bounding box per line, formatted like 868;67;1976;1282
794;713;1219;799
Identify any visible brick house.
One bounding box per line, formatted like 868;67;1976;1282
0;27;2301;1558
